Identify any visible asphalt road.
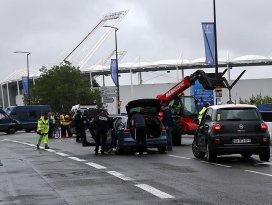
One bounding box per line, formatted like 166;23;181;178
0;132;272;205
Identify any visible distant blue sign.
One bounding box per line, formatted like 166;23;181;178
110;59;118;86
22;76;29;96
202;22;215;65
191;80;214;110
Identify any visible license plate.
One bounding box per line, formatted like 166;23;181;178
232;139;251;143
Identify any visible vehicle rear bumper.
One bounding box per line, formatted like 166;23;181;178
120;138;167;148
212;144;270;155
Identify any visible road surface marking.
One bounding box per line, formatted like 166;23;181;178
200;161;232;168
85;162;107;169
168;155;191;160
56;152;70;157
135;184;175;199
107;171;134;181
245;170;272;177
68;157;86;162
45;149;56;152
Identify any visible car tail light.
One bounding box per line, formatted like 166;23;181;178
214;138;221;144
212;123;221;132
261;123;268;131
124;128;130;133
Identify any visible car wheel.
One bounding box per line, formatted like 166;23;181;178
158;146;166;154
192;140;205;158
206;143;216;162
259;149;270;162
241;153;252;159
7;127;16;134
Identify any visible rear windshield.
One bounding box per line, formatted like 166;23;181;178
216;108;261;121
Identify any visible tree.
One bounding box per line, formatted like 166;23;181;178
31;61;101;113
239;94;272;105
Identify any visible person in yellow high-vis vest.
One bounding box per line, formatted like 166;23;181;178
198;103;210;124
37;112;50;149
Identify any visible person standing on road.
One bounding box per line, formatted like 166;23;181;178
161;102;174;151
37;112;50;149
131;108;147;155
93;110;110;155
74;110;86;142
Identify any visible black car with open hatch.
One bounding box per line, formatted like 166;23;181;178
192;104;270;162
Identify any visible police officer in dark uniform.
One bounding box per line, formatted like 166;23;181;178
131;108;147;155
74;110;86;142
93;110;110;155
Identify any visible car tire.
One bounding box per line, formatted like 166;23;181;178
259;149;270;162
7;127;16;135
158;146;166;154
206;143;216;162
192;139;205;158
241;153;252;159
172;120;182;146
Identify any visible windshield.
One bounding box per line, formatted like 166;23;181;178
169;96;198;117
217;108;261;121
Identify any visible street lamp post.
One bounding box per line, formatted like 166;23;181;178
14;51;31;105
213;0;219;78
103;25;120;114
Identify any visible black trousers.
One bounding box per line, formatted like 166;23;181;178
76;127;85;142
135;126;146;154
94;131;107;152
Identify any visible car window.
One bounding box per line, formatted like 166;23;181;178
0;113;7;120
217;108;261;121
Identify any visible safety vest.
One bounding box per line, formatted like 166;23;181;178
37;116;49;135
60;115;64;125
51;115;56;124
198;107;207;124
62;115;71;126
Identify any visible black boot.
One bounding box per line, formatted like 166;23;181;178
45;145;50;149
37;144;40;149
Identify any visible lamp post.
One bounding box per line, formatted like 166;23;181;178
14;51;31;105
103;25;120;114
213;0;219;78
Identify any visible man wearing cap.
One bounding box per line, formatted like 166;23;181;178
161;102;174;151
74;110;85;142
37;112;50;149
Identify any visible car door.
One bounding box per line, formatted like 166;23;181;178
0;112;11;132
198;108;213;150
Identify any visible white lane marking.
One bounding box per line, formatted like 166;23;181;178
28;144;36;147
56;152;70;157
86;162;107;170
168;155;191;160
245;170;272;177
45;149;56;153
68;157;86;162
107;171;134;181
200;161;232;168
135;184;175;199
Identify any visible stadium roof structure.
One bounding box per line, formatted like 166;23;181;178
2;54;272;84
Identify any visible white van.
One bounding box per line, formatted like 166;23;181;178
71;104;97;114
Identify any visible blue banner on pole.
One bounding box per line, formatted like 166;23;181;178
110;59;118;86
22;76;29;96
202;22;215;65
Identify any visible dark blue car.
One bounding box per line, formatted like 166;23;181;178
113;99;167;154
0;108;20;134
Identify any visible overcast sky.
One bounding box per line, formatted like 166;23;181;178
1;0;272;84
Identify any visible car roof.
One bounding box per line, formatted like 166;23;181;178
209;104;257;110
